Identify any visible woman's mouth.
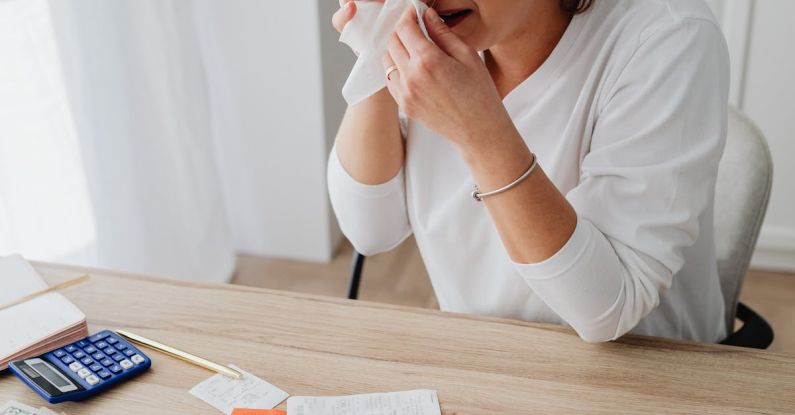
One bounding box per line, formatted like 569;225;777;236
436;8;473;28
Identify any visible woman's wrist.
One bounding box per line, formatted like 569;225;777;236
454;106;517;154
456;123;535;194
455;115;529;168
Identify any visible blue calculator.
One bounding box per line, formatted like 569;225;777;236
8;330;151;403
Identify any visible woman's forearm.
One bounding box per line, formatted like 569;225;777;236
458;124;577;264
335;89;405;185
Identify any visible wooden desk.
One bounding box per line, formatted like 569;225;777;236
1;263;794;414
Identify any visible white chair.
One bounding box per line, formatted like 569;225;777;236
715;107;774;348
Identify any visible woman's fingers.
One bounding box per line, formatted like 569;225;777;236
387;32;410;69
332;1;356;33
423;7;473;61
395;5;437;58
382;53;403;100
382;53;399;81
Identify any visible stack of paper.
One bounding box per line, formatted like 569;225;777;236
190;365;442;415
0;255;88;370
288;390;441;415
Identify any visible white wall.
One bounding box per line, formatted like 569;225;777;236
707;0;795;272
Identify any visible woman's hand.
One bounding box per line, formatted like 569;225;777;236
383;6;516;154
333;0;387;33
332;0;357;33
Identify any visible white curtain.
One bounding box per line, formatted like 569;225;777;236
0;0;235;282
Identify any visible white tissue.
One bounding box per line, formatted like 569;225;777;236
339;0;431;106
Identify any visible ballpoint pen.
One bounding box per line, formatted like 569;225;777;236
116;330;243;380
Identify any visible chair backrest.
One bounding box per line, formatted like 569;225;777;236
713;107;773;334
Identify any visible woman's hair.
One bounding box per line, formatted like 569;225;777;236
560;0;593;14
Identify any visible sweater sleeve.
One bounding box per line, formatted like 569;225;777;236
513;19;729;342
327;144;412;256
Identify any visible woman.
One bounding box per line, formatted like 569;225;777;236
328;0;729;343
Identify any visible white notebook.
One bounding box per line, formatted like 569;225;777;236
0;255;88;370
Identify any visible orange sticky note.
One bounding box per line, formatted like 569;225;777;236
231;409;286;415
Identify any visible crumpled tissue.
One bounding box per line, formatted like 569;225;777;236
339;0;431;106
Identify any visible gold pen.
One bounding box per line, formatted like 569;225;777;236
116;330;243;380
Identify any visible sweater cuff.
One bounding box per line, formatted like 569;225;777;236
328;145;405;199
511;216;592;280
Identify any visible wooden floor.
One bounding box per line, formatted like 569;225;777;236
233;237;795;354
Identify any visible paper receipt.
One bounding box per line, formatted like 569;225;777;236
189;364;289;415
287;389;441;415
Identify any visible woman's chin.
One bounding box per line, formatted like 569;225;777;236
454;32;480;51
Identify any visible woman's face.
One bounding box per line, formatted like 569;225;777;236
427;0;560;51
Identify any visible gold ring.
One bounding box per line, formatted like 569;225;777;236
385;65;399;81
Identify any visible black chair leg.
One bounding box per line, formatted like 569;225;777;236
347;251;365;300
720;302;774;349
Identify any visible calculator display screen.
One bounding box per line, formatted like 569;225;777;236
31;362;72;388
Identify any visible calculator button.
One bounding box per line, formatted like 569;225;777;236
92;352;105;361
112;354;125;362
68;362;83;372
119;359;133;370
97;369;112;379
101;358;114;367
85;375;100;386
131;355;145;365
103;347;116;355
107;337;119;345
96;341;108;349
89;332;110;343
77;368;91;379
84;346;97;354
65;345;78;353
123;349;135;357
76;340;89;348
90;363;103;372
80;357;93;365
73;351;86;359
109;365;122;374
114;343;127;351
53;350;66;358
61;356;75;364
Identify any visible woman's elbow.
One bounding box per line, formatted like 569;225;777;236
569;282;662;343
566;289;637;343
349;239;391;257
345;229;410;257
570;320;622;343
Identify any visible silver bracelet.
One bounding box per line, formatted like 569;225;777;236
471;154;538;202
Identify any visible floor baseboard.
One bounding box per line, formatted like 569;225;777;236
751;226;795;273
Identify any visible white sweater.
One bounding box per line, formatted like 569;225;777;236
328;0;729;343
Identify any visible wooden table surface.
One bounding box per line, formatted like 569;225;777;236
1;262;794;414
